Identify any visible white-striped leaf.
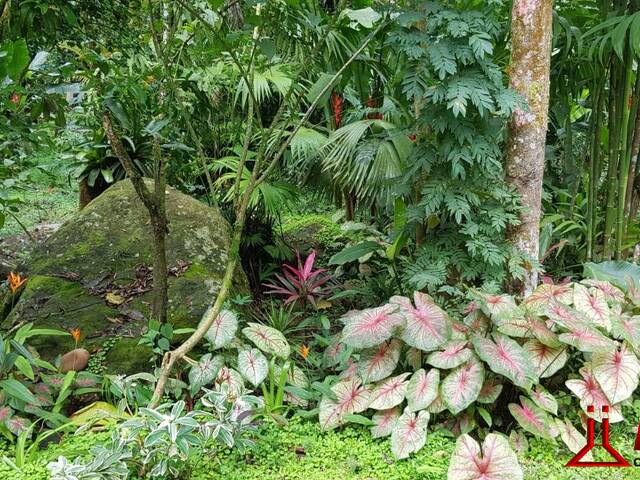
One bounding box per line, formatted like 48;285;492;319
447;433;523;480
203;309;238;349
472;334;537;389
319;379;371;430
565;365;624;423
427;340;473;369
441;358;484;415
370;407;400;438
392;292;451;351
406;368;439;412
391;409;429;459
237;348;268;387
573;283;611;331
369;373;410;410
188;354;223;393
525;283;573;312
523;339;567;378
611;315;640;347
591;344;640;404
341;304;405;348
243;322;290;358
358;339;401;382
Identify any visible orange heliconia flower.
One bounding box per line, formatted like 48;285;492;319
70;328;81;344
299;344;310;359
7;272;27;294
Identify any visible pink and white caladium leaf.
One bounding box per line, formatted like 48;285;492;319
370;407;400;438
508;396;554;440
555;418;593;461
480;294;518;319
391;293;451;351
529;316;562;347
369;373;411;410
581;279;625;304
339;359;359;380
463;311;490;336
523;339;568;379
406;348;422;370
406;368;440;412
544;303;590;330
189;354;223;393
358;339;401;382
451;411;476;436
0;407;12;423
451;321;471;340
565;366;624;423
447;433;523;480
472;334;537;389
477;376;503;404
495;312;533;339
427;340;473;369
441;358;484;414
319;378;371;430
508;430;529;455
525;283;573;313
216;366;245;398
558;325;615;353
5;416;31;435
341;304;405;348
391;409;429;459
237;348;268;387
204;309;238;349
242;322;291;358
530;386;558;415
426;391;447;413
573;283;611;331
591;344;640;404
611;315;640;348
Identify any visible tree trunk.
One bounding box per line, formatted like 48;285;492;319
505;0;553;295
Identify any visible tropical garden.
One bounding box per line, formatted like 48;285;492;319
2;0;640;478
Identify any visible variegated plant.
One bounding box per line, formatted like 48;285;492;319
318;279;640;468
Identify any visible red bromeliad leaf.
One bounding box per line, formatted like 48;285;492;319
555;418;593;461
204;309;238;349
341;304;405;348
391;292;451;351
477;376;503;404
508;430;529;455
319;379;371;430
358;339;401;382
508;396;554;440
525;283;572;312
558;326;615;353
611;315;640;347
472;334;537;389
529;316;561;347
369;373;410;410
406;368;440;412
237;348;268;387
371;407;400;438
565;366;624;423
573;283;611;331
523;339;567;378
242;322;290;358
447;433;523;480
391;409;429;459
441;358;484;414
427;340;473;369
530;386;558;415
591;344;640;404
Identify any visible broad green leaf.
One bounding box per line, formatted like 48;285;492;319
329;241;379;265
0;379;39;405
584;261;640;292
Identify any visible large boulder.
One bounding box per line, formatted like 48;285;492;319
1;180;247;373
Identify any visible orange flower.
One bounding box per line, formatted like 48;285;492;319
7;272;27;294
70;328;81;344
299;344;310;359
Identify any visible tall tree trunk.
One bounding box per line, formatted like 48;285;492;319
505;0;553;295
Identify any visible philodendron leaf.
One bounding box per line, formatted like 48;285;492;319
472;333;537;389
237;348;268;387
508;396;554;440
203;309;238;349
426;340;473;369
391;409;429;459
188;354;223;394
522;340;568;378
319;379;371;430
369;373;410;410
406;368;439;412
441;358;484;415
341;304;405;348
243;322;290;358
447;433;523;480
391;292;451;351
591;344;640;404
358;339;402;382
370;407;400;438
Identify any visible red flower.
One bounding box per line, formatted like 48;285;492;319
331;92;343;128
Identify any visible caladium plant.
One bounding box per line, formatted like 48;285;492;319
317;279;640;464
